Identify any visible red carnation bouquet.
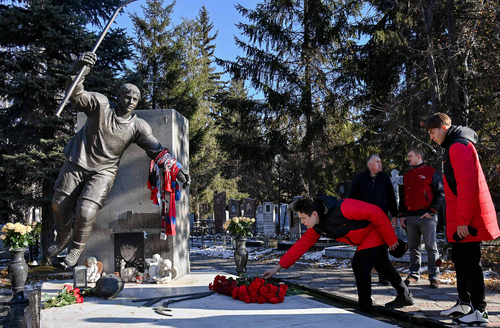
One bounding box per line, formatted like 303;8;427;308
209;274;288;304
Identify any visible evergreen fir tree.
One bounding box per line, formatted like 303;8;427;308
131;0;184;110
0;0;132;258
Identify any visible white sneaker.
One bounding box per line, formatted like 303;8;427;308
440;299;472;318
453;309;489;326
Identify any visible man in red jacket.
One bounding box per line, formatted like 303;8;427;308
262;195;414;313
399;147;445;288
425;113;500;326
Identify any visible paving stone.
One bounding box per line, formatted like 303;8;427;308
189;253;500;328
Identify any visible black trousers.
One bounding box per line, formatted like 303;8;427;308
352;244;408;311
452;242;486;311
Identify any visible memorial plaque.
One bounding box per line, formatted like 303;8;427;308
114;232;144;273
228;199;240;219
243;198;256;218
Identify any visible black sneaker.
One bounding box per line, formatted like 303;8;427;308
379;276;390;286
385;292;415;308
404;274;419;286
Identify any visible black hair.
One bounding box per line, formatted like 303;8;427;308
292;195;323;217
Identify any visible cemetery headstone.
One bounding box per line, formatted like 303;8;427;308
213;192;227;233
228;199;240;219
262;202;275;235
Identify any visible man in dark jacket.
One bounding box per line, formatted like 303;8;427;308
349;154;398;285
399;147;445;288
262;195;414;313
426;112;500;326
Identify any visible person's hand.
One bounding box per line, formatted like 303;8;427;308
391;217;398;228
457;225;470;239
420;212;434;219
262;264;282;279
389;240;399;251
177;167;190;189
399;217;407;229
70;52;97;75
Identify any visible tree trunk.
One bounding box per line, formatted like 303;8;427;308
446;0;463;124
303;0;315;196
421;0;441;112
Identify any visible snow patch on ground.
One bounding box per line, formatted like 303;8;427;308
190;246;352;269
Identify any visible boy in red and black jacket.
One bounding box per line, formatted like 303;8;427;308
262;195;414;313
426;113;500;326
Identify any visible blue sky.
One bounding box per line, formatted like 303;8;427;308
114;0;262;97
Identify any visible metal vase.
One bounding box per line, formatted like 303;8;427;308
8;248;29;305
234;236;248;276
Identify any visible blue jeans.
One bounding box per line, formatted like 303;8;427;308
406;215;439;279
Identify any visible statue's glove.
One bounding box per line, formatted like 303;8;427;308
70;52;97;75
155;149;174;168
176;167;190;189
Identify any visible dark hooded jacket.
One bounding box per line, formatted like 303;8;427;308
441;126;499;242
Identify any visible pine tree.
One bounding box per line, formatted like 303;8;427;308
182;6;238;219
218;0;360;195
0;0;132;258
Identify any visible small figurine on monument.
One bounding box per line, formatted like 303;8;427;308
48;52;190;268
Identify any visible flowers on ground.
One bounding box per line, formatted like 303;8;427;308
223;217;255;237
1;222;36;250
209;274;288;304
43;285;87;309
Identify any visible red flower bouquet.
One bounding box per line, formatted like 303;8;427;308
43;285;86;309
209;275;288;304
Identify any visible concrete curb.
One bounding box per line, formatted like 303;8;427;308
279;279;456;328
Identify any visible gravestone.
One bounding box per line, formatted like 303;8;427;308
276;204;288;233
262;202;275;235
242;198;256;218
213;192;226;233
78;109;190;280
288;196;304;238
228;199;240;219
256;205;264;233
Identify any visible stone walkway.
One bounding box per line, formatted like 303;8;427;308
190;253;500;327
